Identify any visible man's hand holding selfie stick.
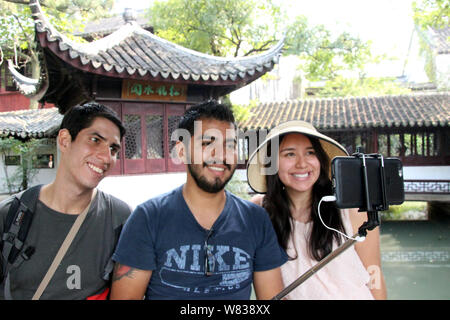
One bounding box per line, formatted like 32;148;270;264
272;148;404;300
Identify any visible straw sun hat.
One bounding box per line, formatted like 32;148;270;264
246;120;349;193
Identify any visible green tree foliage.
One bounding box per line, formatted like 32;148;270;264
1;0;113;61
148;1;408;99
230;99;258;123
318;76;411;98
0;0;113;108
0;2;36;65
294;31;373;82
412;0;449;86
148;0;283;57
285;15;408;97
412;0;449;30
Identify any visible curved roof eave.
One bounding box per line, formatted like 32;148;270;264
29;0;284;84
7;59;49;101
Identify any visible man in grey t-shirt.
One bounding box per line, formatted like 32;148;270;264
0;102;131;300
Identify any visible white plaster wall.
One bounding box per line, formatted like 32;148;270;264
435;54;450;90
0;145;58;194
0;165;57;194
98;172;187;209
97;169;250;209
403;166;450;180
230;55;303;105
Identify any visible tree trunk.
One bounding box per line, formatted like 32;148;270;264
28;53;41;109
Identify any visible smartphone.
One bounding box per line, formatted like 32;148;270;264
331;156;405;210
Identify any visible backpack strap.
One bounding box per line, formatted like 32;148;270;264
1;184;42;300
1;185;42;265
3;246;35;300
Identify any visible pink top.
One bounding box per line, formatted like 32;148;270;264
281;210;374;300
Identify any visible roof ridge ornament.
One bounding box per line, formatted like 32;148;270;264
123;8;137;24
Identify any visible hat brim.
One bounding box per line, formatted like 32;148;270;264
246;121;348;193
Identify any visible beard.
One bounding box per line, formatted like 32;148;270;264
187;162;236;193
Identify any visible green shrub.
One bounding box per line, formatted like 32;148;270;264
381;201;428;220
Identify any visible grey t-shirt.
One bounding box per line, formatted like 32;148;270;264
0;190;131;300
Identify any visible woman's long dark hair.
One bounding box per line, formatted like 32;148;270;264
262;134;346;261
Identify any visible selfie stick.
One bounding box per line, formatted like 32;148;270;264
272;150;387;300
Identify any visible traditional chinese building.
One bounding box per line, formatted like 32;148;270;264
9;0;283;175
239;92;450;203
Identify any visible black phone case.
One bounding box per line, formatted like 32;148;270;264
331;156;405;209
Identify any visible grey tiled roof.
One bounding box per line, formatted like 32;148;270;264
239;92;450;131
0;108;62;138
29;0;283;83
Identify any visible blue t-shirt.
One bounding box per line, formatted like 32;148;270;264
112;186;288;300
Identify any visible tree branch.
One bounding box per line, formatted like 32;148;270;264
2;0;49;8
231;28;242;57
11;13;34;45
243;39;277;56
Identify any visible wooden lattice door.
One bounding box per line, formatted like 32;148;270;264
122;102;165;174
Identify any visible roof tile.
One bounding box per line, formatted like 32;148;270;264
239;93;450;131
0;108;63;138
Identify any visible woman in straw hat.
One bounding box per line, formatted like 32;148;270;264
247;120;386;300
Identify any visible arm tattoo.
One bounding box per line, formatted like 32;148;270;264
113;263;137;282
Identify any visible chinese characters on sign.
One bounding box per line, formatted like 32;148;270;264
122;80;187;102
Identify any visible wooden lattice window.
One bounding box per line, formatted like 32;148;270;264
146;115;164;159
118;102;187;174
124;114;142;160
168;115;181;159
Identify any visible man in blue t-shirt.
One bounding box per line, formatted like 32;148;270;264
110;101;288;300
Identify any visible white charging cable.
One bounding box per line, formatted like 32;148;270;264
318;196;366;242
